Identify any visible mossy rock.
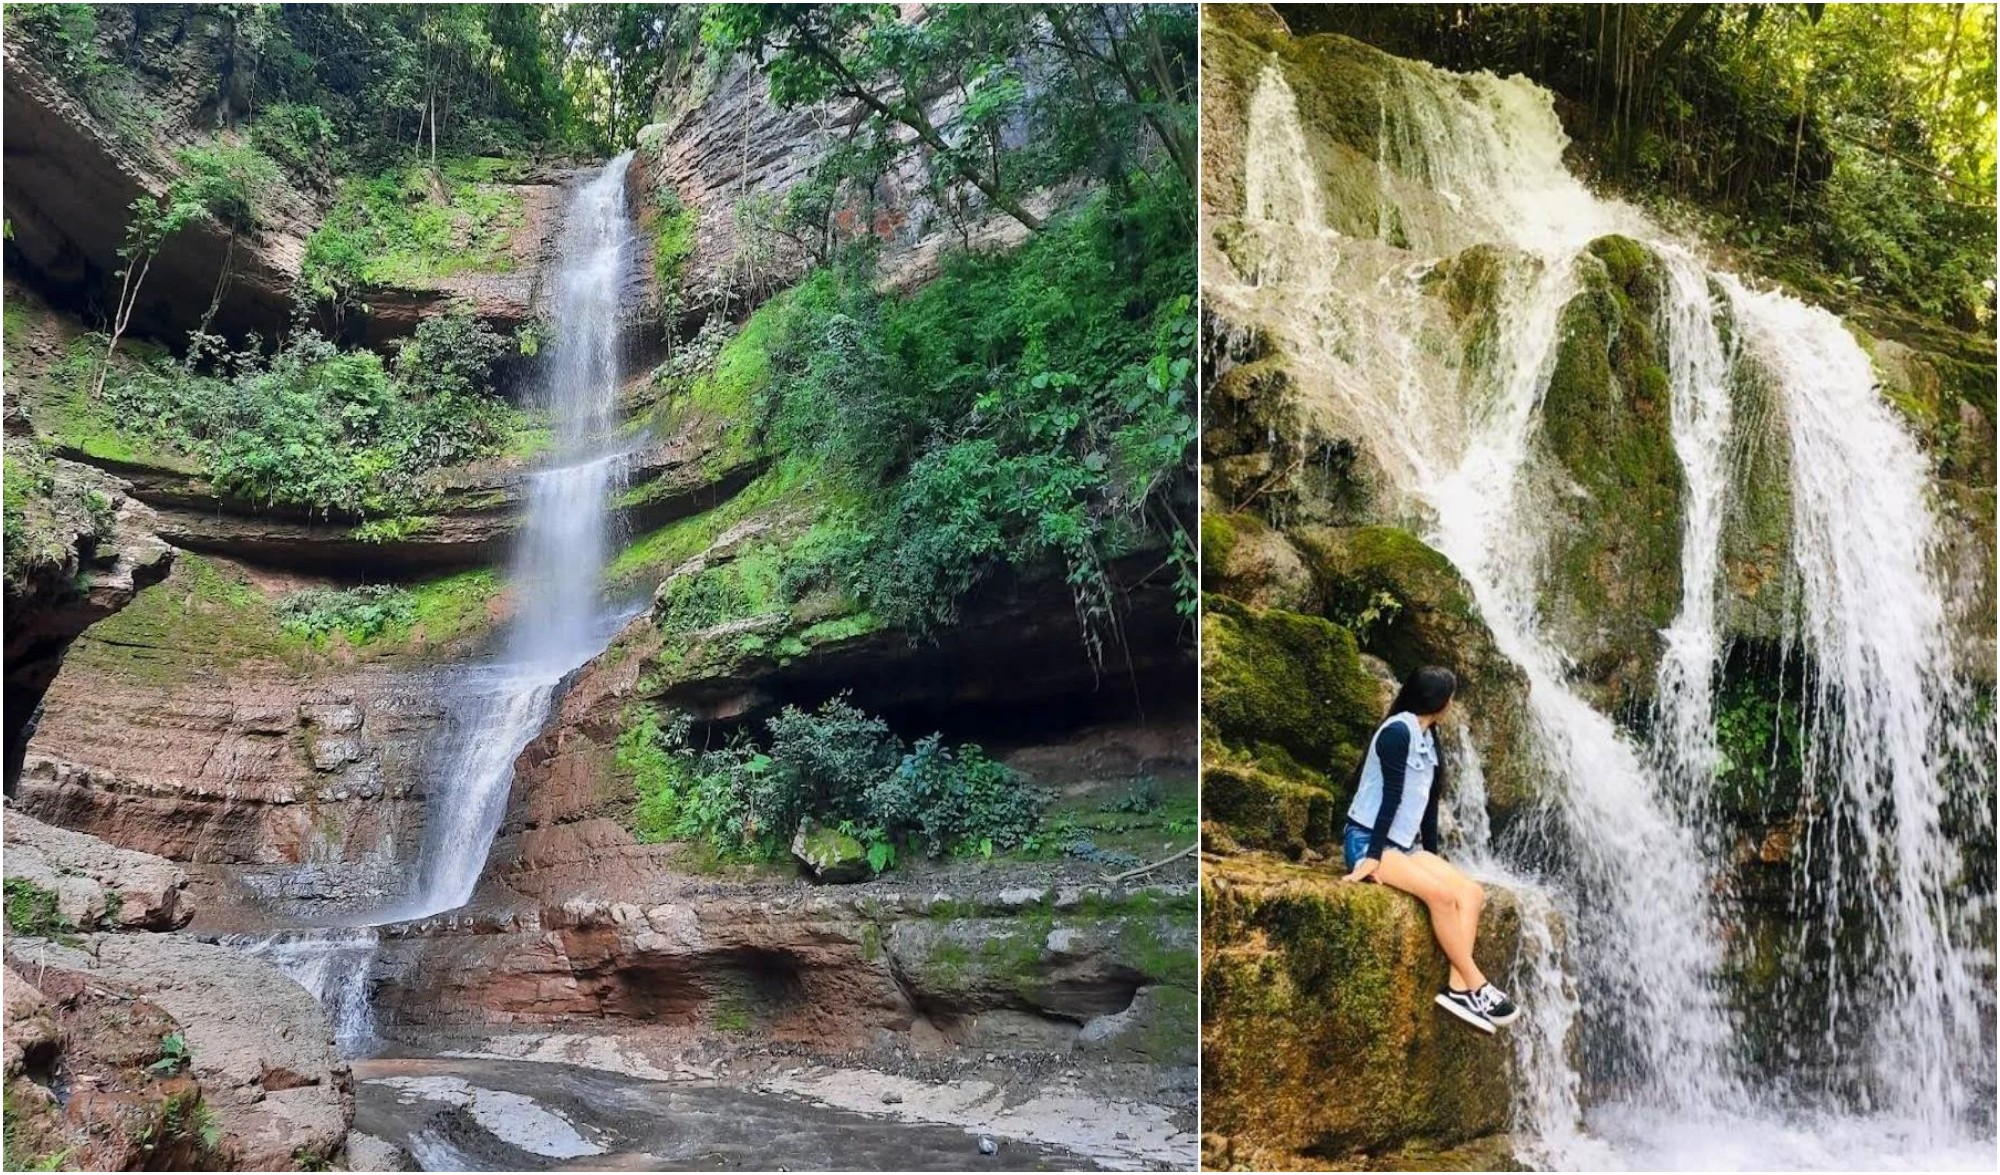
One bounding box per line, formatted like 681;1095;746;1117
1201;595;1382;786
1528;235;1685;704
1203;761;1338;858
1289;525;1539;822
790;821;870;884
1202;510;1318;613
1201;6;1407;239
1717;356;1795;643
1202;855;1523;1162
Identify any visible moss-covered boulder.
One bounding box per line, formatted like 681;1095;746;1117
1202;855;1523;1167
1201;595;1383;789
1202;510;1318;613
1529;235;1686;704
1203;761;1339;858
1201;323;1386;529
1291;525;1539;823
790;820;871;884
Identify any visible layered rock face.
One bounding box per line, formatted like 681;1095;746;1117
13;554;457;923
3;14;562;352
3;811;352;1170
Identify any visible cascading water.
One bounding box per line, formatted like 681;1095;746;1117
236;154;640;1055
1215;52;1993;1170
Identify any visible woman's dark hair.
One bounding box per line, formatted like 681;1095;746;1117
1389;665;1457;718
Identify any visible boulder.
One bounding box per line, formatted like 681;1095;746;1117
1201;762;1338;859
791;820;871;884
1201;854;1525;1167
4;933;354;1170
1201;510;1318;613
1526;236;1686;705
1201;595;1382;787
2;806;193;930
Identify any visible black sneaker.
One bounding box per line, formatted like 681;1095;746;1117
1435;987;1496;1033
1473;983;1520;1026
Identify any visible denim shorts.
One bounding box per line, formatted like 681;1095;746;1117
1342;821;1413;871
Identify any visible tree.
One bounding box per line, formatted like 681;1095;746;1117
702;4;1050;233
95;145;276;399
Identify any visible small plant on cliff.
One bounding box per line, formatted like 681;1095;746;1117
147;1033;192;1076
2;879;72;941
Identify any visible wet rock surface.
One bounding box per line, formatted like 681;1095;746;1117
351;1047;1195;1171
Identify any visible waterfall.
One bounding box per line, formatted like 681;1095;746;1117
235;154;640;1053
1217;54;1992;1170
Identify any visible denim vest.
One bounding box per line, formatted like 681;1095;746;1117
1345;712;1438;849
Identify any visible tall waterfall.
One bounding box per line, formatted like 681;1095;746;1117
237;154;639;1053
1217;54;1993;1170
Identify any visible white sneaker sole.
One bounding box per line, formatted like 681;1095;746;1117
1434;992;1496;1034
1484;1005;1521;1027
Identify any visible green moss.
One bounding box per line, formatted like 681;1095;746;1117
73;554;294;682
1202;856;1517;1161
1203;761;1338;857
923;939;971;990
1199;510;1252;585
1530;238;1685;699
652;192;698;294
1201;595;1380;784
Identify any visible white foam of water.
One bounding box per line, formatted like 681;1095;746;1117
1221;51;1992;1169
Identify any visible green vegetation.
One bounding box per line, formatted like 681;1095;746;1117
300;158;527;310
738;189;1197;643
704;5;1195;239
2;879;72;941
1295;4;1997;327
2;439;114;593
617;697;1047;869
146;1033;191;1076
87;313;514;517
277;571;500;651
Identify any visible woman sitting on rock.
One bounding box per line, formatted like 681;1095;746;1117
1341;665;1520;1033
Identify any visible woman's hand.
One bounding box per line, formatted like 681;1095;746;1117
1344;857;1379;883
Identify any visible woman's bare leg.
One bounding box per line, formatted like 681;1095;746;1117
1408;851;1486;988
1371;850;1488;991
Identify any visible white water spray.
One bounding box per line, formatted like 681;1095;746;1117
1218;51;1992;1170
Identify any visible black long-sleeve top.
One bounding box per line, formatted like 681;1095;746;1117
1361;720;1442;860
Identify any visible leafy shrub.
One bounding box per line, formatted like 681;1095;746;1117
251;102;338;181
755;188;1198;644
618;697;1048;869
276;586;415;643
174;144;283;232
93;313;514;516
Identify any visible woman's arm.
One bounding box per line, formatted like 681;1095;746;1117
1420;777;1442;854
1364;722;1411;860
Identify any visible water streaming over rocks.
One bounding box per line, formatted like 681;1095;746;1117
236;154;641;1056
1216;52;1993;1170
